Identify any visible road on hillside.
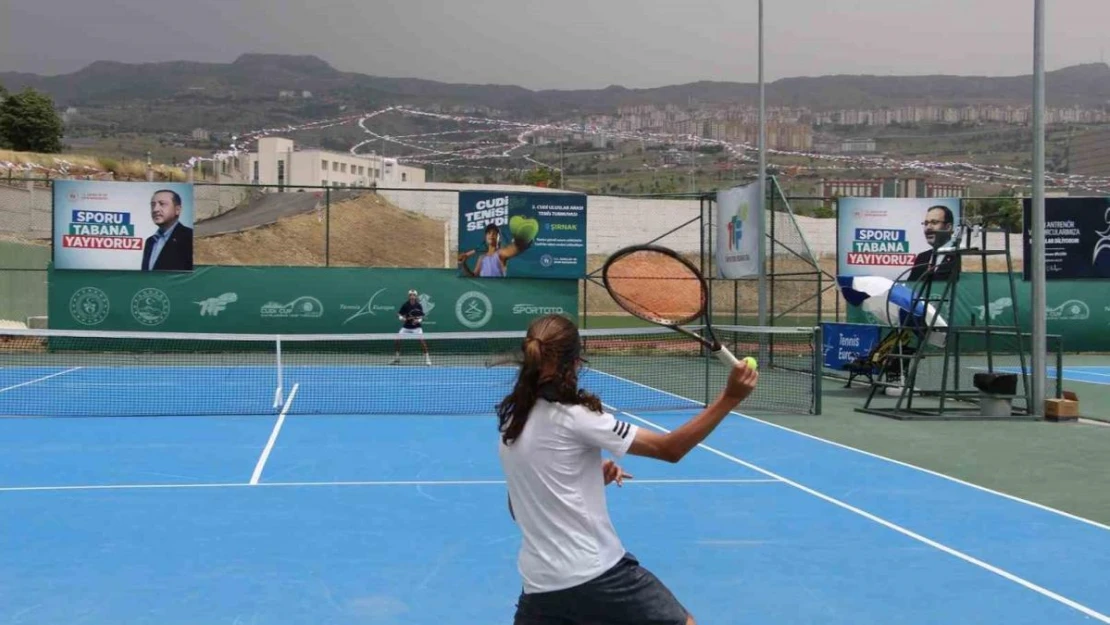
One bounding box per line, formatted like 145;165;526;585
196;189;363;236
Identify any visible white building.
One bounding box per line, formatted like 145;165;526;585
223;137;426;189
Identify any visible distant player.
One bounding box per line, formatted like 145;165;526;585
393;289;431;366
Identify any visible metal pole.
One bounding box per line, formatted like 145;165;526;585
757;0;768;329
1031;0;1047;417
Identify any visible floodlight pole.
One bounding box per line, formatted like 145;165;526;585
1031;0;1047;416
757;0;768;328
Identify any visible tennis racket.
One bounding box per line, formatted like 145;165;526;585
485;350;523;368
601;244;743;368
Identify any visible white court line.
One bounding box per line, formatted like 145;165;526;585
0;367;83;394
0;477;779;494
617;408;1110;624
588;367;1110;533
988;366;1110;382
249;382;298;485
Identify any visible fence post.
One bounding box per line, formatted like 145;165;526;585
813;324;823;415
325;187;331;267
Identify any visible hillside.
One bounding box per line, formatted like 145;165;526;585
2;55;1108;131
195;193;446;267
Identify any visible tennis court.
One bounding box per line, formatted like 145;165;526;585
2;328;1109;624
994;364;1110;386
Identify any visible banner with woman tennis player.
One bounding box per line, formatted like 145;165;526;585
456;191;587;279
52;180;195;272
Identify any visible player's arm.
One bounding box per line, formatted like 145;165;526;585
627;362;758;463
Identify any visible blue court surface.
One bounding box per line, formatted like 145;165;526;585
2;368;1110;625
996;365;1110;386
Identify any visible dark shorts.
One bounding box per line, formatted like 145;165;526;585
513;553;690;625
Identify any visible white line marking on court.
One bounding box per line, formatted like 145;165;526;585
0;367;82;394
0;478;779;494
618;409;1110;624
249;382;298;485
588;368;1110;533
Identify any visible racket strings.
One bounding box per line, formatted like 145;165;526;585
604;251;704;325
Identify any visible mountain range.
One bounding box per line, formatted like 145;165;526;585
2;54;1108;121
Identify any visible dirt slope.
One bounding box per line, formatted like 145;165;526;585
195;193;446;267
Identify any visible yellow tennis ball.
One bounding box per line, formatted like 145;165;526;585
743;356;758;370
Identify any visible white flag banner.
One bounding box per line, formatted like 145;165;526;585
716;183;762;278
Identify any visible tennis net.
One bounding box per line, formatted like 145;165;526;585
0;325;820;418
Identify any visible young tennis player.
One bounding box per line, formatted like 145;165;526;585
497;313;758;625
392;289;431;366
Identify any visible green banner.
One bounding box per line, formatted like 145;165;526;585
48;265;578;334
846;272;1110;352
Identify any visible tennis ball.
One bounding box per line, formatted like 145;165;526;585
742;356;758;370
510;215;540;244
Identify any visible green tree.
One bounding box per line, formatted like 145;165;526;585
0;87;65;153
964;189;1022;233
522;166;562;188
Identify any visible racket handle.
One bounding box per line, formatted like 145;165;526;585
713;344;740;367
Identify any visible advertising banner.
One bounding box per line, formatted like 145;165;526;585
820;322;881;370
456;191;586;279
837;197;961;281
845;271;1110;352
52;180;195;272
48;266;578;334
716;182;762;278
1022;197;1110;280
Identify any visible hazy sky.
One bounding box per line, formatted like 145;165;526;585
1;0;1107;89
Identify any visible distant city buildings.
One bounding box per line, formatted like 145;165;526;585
817;177;969;199
586;103;1109;154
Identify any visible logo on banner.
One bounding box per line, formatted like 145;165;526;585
131;288;171;326
69;287;111;326
260;296;324;319
456;291;493;329
195;293;238;317
1094;207;1110;265
341;289;435;325
1046;299;1090;321
727;200;748;251
972;298;1012;322
512;304;566;316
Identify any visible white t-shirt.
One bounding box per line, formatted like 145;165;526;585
498;399;640;593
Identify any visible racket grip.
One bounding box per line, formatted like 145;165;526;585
713;345;741;367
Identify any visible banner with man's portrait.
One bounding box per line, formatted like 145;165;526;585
837;197;962;282
52;180;195;272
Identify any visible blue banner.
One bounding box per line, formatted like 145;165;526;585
53;180;195;272
456;191;586;279
821;322;881;370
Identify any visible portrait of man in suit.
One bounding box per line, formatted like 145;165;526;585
141;189;194;271
907;204;959;283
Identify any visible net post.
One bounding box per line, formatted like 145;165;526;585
273;336;284;410
812;325;822;415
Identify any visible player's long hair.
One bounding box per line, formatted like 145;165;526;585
496;314;602;445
